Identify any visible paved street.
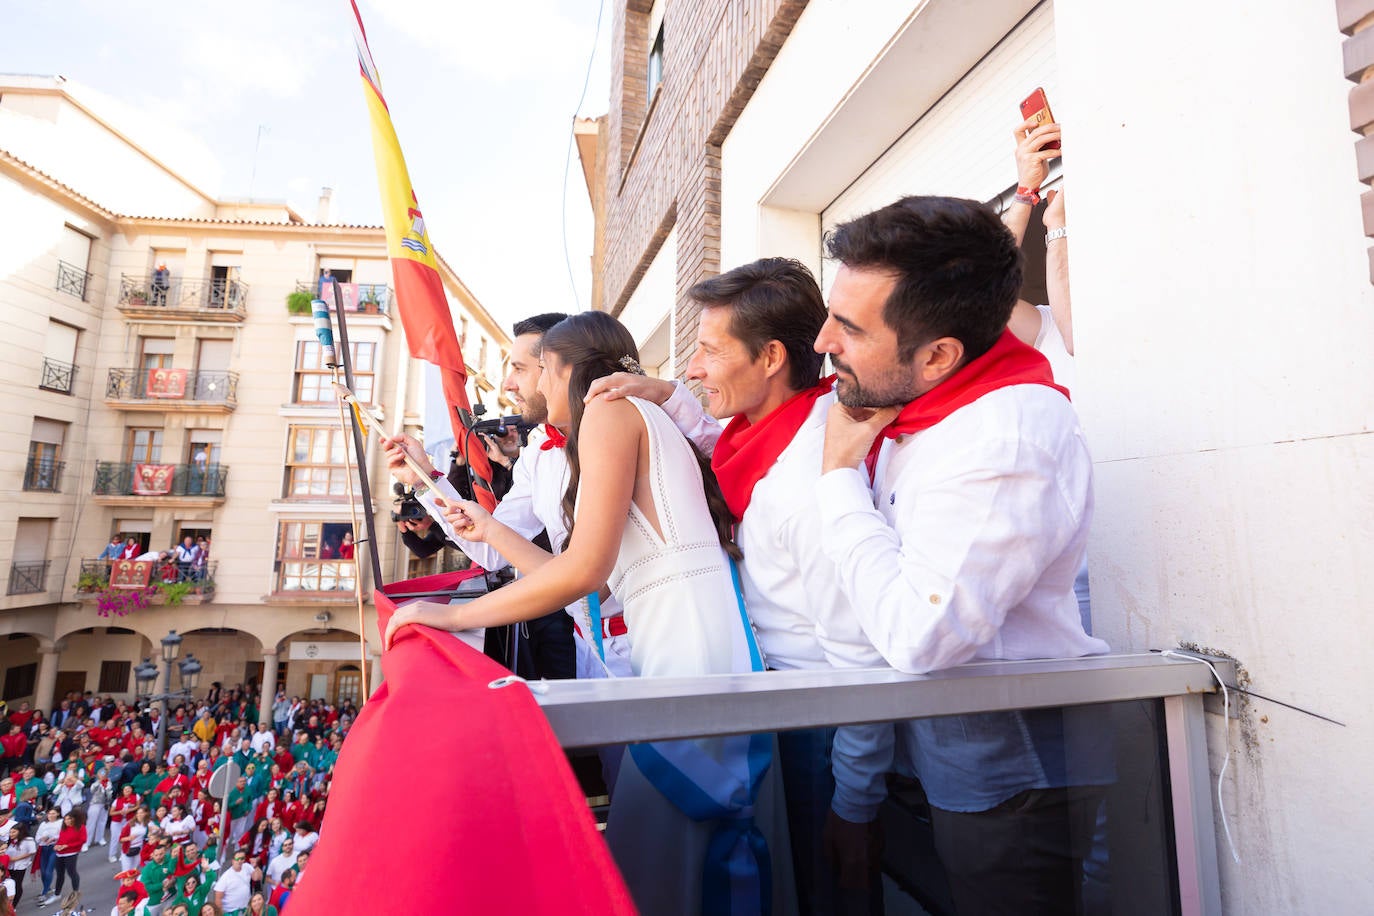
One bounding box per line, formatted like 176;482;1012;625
17;844;134;916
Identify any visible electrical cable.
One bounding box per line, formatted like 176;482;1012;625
1161;649;1242;864
560;0;608;313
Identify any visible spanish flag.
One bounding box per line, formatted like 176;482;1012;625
350;1;497;512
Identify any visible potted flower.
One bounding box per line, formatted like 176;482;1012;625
359;288;380;314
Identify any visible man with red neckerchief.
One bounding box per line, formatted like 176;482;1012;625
814;195;1112;915
587;258;893;915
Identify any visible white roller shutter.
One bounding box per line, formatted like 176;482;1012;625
821;3;1057;287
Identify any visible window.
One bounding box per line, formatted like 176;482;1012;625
293;341;375;404
25;418;66;491
139;338;174;371
647;0;665;98
40;320;79;393
284;426;360;497
55;226;92;300
98;660;131;693
275;520;356;592
9;517;51;595
127;428;164;463
187;430;223;469
2;663;36;702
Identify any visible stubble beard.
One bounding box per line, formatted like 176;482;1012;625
518;390;549;425
833;362;917;409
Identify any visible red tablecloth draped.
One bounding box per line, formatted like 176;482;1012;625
288;569;636;913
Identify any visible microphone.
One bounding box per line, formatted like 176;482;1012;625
311;299;339;368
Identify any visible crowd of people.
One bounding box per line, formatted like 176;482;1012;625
370;116;1101;915
95;537;211;585
0;686;350;915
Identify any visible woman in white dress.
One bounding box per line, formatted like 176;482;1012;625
385;311;795;916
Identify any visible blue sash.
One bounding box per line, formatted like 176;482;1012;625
589;559;773;916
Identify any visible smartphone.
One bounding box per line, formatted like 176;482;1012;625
1019;87;1061;151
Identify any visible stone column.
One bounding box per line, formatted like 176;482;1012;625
34;644;62;711
259;652;279;726
368;652;384;698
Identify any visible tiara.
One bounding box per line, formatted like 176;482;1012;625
619;355;646;376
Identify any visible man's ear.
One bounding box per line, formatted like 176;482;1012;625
759;339;789;380
916;337;965;387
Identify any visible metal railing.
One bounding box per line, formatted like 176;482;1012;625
22;457;63;492
118;274;249;317
39;357;77;394
55;260;91;301
295;280;393;315
77;557;217;593
536;653;1232;916
92;461;229;498
105;368;239;405
7;561;50;595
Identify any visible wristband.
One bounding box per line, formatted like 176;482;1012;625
1014;185;1041;206
429;469;444;481
1045;226;1068;243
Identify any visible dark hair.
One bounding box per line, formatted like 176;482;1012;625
512;312;570;346
689;258;828;390
541;311;741;558
825;195;1022;362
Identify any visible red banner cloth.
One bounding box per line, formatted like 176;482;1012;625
146;368;187;398
132;463;175;495
288;569;636;914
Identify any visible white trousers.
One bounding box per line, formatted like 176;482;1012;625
85;803;108;849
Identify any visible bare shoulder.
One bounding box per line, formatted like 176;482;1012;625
580;393;647;437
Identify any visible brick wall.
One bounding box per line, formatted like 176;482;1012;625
599;0;809;376
1340;0;1374;280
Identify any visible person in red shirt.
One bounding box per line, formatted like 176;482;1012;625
0;725;27;773
7;702;33;730
108;784;140;864
268;867;296;911
113;868;149;906
253;788;284;826
51;810;86;901
278;791;304;833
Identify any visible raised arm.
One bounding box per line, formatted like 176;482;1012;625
1043;188;1072;354
384;398;641;647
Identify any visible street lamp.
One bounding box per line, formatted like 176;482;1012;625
136;629;202;760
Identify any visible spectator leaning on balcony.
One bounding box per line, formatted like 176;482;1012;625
99;536;125;568
586;259;895;913
812;195;1113;914
175;538;201;582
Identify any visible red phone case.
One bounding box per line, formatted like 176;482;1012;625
1020;87;1061;151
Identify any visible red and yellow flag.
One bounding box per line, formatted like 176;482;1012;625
350;1;496;512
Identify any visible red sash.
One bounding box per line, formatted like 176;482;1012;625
865;330;1067;479
712;377;835;520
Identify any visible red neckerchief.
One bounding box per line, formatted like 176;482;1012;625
539;424;567;450
712;377;835;520
865;330;1068;480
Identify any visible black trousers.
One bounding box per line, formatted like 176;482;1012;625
483;608;576;680
54;854;80;894
9;867;25;906
929;786;1103;916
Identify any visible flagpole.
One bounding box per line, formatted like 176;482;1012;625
327;279;383;694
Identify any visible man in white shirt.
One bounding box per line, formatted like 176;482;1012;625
213;851;254;913
165;736;196;768
265;838;296;887
250;722;276;756
814;194;1112;914
587;258;893;912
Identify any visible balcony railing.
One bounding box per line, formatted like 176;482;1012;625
7;561;50;596
295;280;392;315
77;557;217;596
118;274;249;318
276;559;357;593
55;260;91;301
538;653;1234;916
106;368;239;406
23;457;64;492
92;461;229;498
39;358;77;394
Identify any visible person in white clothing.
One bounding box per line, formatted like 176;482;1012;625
814;194;1113;914
587;258;895;912
385;311;796;916
53;775;83;816
249;722;275;756
265;838;295;887
213;851;253;913
165;737;196;768
291;822;318;855
162;804;196;845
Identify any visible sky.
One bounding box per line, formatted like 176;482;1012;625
0;0;613;328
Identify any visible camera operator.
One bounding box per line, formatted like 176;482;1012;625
395;431;518;559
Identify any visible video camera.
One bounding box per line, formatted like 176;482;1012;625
391;482;427;523
470;403;538;447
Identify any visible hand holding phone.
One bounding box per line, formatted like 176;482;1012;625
1019;87;1061;150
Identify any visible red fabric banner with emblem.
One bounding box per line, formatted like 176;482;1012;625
288;569;636;913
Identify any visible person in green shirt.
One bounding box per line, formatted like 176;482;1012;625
244;763;270;802
288;733;314;769
231;739;254;774
130;759;159;800
171;869;210;912
140;842;177;906
16;766;48;806
227;776;253;846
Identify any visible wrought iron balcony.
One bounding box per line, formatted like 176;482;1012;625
23;457;64;492
7;561;50;596
55;260;91;301
295;280;392;315
39;358;77;394
92;461;228;499
77;557;217;600
118;274;248;320
105;368;238;408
